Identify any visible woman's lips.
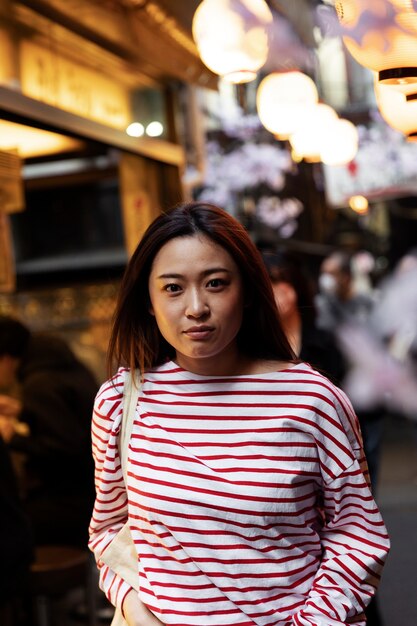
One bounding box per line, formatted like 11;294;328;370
184;326;214;340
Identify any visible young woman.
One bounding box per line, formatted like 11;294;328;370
89;202;389;626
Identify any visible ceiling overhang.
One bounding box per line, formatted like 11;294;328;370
12;0;219;89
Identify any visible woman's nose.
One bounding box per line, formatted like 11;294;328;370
185;289;209;318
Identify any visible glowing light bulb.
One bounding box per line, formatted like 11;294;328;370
349;195;369;214
126;122;145;137
146;121;164;137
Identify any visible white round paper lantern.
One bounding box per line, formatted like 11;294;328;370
192;0;273;83
320;118;359;165
256;71;319;139
336;0;417;89
375;78;417;140
289;104;338;162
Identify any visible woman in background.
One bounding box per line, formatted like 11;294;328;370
262;251;345;385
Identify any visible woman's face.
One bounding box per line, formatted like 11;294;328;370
148;234;245;375
271;281;297;320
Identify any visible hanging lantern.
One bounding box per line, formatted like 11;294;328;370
391;0;416;7
374;78;417;140
192;0;273;83
335;0;417;89
289;104;338;162
256;71;319;139
320;118;359;165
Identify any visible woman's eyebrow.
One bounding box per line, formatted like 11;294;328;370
156;267;232;280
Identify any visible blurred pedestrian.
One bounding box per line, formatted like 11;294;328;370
315;250;385;491
316;250;375;331
262;251;345;385
316;250;385;626
0;316;98;548
89;202;389;626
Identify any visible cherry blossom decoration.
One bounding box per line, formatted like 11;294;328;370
194;108;303;238
256;197;304;237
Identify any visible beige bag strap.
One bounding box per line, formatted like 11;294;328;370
99;368;142;606
120;369;141;482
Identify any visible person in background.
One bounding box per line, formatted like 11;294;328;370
316;250;375;332
0;316;98;548
315;250;384;626
262;251;345;386
89;202;389;626
0;433;33;626
315;250;385;491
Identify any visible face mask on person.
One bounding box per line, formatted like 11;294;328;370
318;273;338;296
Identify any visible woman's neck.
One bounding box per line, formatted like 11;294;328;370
175;344;249;377
174;349;291;377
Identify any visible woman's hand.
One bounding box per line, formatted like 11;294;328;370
123;589;164;626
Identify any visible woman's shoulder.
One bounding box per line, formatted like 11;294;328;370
293;362;362;447
244;358;298;375
246;361;359;439
94;367;130;406
249;359;338;382
277;359;351;406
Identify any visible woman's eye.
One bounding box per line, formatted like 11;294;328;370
164;283;181;293
207;278;226;288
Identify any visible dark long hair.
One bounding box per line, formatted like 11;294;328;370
108;202;297;376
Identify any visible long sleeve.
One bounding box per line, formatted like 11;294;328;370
88;369;134;611
292;389;390;625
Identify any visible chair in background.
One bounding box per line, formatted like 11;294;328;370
30;545;97;626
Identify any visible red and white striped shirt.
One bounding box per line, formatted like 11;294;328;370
89;361;389;626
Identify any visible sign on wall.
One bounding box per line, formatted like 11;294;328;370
20;40;132;130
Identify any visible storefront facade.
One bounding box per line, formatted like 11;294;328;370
0;0;215;379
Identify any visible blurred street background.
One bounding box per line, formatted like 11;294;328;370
1;1;417;624
378;416;417;626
